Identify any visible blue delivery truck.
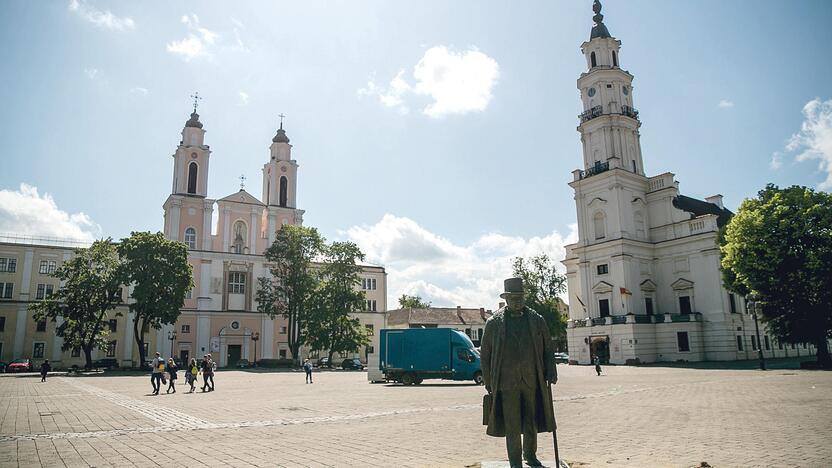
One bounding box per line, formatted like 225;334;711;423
379;328;483;385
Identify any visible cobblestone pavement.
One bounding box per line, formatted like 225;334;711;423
0;365;830;467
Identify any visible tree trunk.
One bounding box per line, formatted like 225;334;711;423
815;336;831;368
83;345;93;370
134;317;147;369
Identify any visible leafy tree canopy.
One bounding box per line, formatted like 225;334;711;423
118;231;193;365
30;239;123;368
512;254;568;341
720;184;832;366
398;294;431;309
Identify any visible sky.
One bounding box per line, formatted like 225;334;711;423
1;1;831;309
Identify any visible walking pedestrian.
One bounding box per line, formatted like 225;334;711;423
40;359;51;382
208;354;216;391
201;355;214;392
594;355;602;376
303;358;313;384
151;352;164;395
187;358;199;393
166;358;178;394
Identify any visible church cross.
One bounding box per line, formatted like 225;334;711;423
278;113;286;129
239;174;246;190
191;92;202;113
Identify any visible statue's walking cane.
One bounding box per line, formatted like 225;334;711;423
550;383;563;468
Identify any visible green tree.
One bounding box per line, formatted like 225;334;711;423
118;232;193;367
257;225;325;364
720;184;832;367
398;294;431;309
30;239;123;369
512;254;568;348
305;241;369;365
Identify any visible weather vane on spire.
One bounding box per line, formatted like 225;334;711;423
191;92;202;113
239;174;246;191
278;113;286;129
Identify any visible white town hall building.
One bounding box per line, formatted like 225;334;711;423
562;1;817;365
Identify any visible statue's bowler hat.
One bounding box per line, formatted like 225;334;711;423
500;277;525;298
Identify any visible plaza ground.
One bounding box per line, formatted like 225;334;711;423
1;362;830;467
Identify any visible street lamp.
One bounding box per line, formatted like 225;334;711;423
167;330;177;360
251;332;260;367
746;294;767;371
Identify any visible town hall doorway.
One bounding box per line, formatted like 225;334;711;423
227;345;241;368
590;336;610;364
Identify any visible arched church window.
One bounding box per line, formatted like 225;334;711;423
232;220;247;254
590;52;597;68
593;211;606;240
266;180;270;205
187;162;198;194
279;176;288;207
612;51;618;67
184;228;197;249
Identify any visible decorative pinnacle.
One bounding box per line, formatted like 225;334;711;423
190;92;202;113
593;0;604;25
239;174;246;191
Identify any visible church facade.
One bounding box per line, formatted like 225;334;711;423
0;110;387;368
562;2;817;365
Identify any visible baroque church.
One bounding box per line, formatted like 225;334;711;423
562;2;815;364
158;107;388;367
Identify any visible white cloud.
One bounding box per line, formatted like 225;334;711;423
769;152;783;170
342;214;577;309
167;14;219;61
68;0;135;31
129;87;149;96
718;99;735;108
786;98;832;189
359;46;499;118
239;91;250;105
0;184;101;242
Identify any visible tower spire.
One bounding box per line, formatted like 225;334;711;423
590;0;611;39
272;113;289;143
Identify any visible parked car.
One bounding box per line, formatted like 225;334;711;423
341;358;365;370
92;358;120;369
236;359;251;369
7;358;33;373
316;357;330;368
0;361;7;373
553;352;570;363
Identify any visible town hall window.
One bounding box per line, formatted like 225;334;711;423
590;51;597;68
593;212;606;240
612;50;618;67
598;299;610;318
187;162;198;194
596;264;608;275
729;293;737;314
279;176;288;207
678;296;692;315
645;297;654;316
184;228;197;249
676;332;690;352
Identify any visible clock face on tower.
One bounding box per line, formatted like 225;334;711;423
588;87;596;97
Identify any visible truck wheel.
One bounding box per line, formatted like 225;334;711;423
473;371;484;385
402;372;416;386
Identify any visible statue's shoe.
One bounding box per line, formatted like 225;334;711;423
524;456;544;466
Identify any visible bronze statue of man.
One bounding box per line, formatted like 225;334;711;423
481;277;557;468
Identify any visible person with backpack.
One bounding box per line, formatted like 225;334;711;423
186;358;199;393
40;359;51;382
303;358;313;384
150;352;164;395
166;358;178;394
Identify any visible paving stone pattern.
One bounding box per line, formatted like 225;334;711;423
0;365;830;467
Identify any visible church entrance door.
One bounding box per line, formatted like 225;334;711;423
227;345;242;368
590;336;610;364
